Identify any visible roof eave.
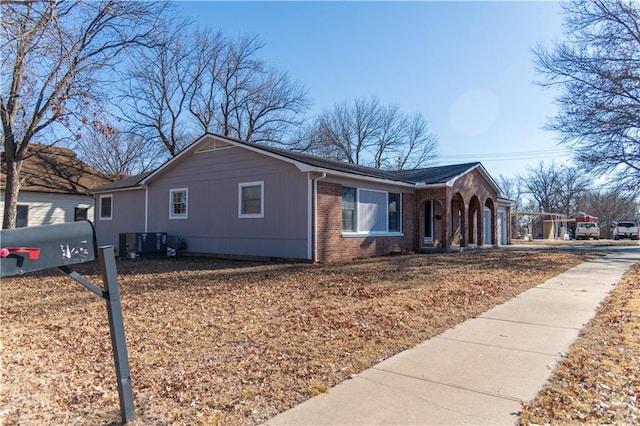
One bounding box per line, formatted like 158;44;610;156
90;185;145;195
311;167;418;188
142;134;420;189
414;182;448;189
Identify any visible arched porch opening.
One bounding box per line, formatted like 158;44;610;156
468;196;482;245
484;198;496;245
450;193;465;246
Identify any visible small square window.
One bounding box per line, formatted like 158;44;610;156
16;204;29;228
239;182;263;218
99;195;112;220
170;188;188;219
74;207;88;221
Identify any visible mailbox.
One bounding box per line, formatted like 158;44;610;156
0;221;97;277
0;221;135;423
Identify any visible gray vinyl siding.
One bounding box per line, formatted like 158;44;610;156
0;191;94;226
146;146;310;259
93;189;146;249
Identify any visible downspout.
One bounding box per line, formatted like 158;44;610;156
313;173;327;262
143;185;149;233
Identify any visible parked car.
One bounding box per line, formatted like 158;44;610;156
575;222;600;240
613;220;639;240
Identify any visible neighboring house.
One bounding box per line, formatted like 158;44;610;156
91;133;512;262
0;144;113;227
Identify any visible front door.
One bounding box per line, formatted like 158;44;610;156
424;200;433;242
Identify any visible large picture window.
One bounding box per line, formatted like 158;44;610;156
99;195;112;220
170;188;188;219
341;187;402;234
358;189;387;232
239;182;264;218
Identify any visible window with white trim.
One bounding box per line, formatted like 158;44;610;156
342;187;357;231
170;188;188;219
239;182;264;218
99;195;113;220
388;192;401;232
341;187;402;234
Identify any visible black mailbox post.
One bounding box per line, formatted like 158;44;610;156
0;221;135;424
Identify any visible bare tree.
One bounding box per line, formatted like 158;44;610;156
307;101;354;161
576;187;639;237
497;174;529;238
233;66;311;144
123;31;311;157
534;0;640;188
122;19;195;157
0;0;166;228
212;34;311;144
395;112;439;170
497;174;523;209
308;96;439;169
75;129;162;177
188;28;227;133
372;104;404;168
519;161;589;215
318;97;379;164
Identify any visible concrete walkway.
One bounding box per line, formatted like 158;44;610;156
266;247;640;425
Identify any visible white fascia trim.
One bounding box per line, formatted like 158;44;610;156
312;168;418;189
92;186;145;195
412;182;446;189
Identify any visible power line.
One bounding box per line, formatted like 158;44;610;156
438;148;571;162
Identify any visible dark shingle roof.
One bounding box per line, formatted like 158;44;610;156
91;134;483;191
212;136;480;185
234;138;408;182
89;171;152;193
392;162;481;184
206;138;480;185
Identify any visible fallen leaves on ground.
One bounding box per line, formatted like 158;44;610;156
519;262;640;425
1;249;604;425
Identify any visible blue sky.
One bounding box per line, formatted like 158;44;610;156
176;1;567;181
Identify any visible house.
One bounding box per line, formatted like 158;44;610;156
91;133;511;262
0;144;113;227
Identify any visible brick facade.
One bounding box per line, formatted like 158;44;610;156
315;181;415;263
313;168;504;262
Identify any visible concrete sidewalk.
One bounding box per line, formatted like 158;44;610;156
266;248;640;425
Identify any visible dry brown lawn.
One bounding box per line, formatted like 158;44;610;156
0;248;617;425
519;262;640;424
